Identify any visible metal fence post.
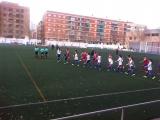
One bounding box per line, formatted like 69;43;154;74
121;109;124;120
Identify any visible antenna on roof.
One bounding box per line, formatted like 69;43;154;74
92;14;93;16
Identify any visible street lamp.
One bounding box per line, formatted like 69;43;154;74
58;30;60;41
86;33;88;43
48;29;50;40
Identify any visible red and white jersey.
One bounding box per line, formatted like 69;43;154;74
147;61;152;70
108;58;113;65
66;50;70;56
87;55;90;60
118;57;123;65
93;53;97;59
97;56;101;63
81;52;86;57
109;54;112;58
143;58;148;64
84;52;87;57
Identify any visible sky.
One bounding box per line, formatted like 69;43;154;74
1;0;160;29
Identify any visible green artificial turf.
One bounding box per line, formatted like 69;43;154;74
0;44;160;120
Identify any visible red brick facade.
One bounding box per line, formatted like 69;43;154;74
40;10;131;44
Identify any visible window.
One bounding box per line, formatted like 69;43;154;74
48;14;51;16
3;24;6;27
145;34;150;36
129;37;132;40
9;24;13;28
16;14;20;18
3;13;6;16
16;25;20;28
54;20;56;22
8;19;13;22
48;19;51;21
54;15;56;17
48;24;50;26
9;30;13;33
3;19;7;22
152;34;159;36
134;37;136;40
16;20;20;23
63;16;65;18
59;16;61;18
21;26;23;29
3;7;6;10
86;19;90;23
21;20;23;23
8;8;12;11
21;15;24;18
16;30;20;34
21;31;23;34
8;13;13;17
16;9;20;12
4;30;7;33
21;9;24;13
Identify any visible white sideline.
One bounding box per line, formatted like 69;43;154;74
51;99;160;120
0;87;160;109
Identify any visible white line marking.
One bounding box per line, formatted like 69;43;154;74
0;87;160;109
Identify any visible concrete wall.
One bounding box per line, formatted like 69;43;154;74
0;37;41;45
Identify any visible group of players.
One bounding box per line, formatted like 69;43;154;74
34;46;157;80
34;46;49;59
55;47;157;80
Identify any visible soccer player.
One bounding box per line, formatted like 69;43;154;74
83;53;92;68
125;57;135;76
158;60;160;74
52;44;54;50
90;48;94;58
63;51;68;64
80;50;87;64
57;48;61;62
109;53;112;58
92;51;97;65
66;48;70;62
95;53;102;70
116;49;118;56
44;47;49;58
140;56;148;71
56;44;59;50
40;47;45;58
115;55;123;73
34;46;39;59
143;59;155;79
72;51;79;66
108;55;115;71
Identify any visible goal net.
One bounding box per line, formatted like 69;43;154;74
140;42;160;54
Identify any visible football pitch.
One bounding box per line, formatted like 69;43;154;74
1;44;160;120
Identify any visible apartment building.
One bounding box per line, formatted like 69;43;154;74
0;1;30;38
124;23;147;48
37;21;43;40
145;29;160;42
38;10;132;44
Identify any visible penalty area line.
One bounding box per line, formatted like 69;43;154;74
1;87;160;109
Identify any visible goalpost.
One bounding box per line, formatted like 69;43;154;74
10;40;23;45
140;42;160;54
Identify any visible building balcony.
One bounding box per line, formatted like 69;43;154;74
67;23;75;26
